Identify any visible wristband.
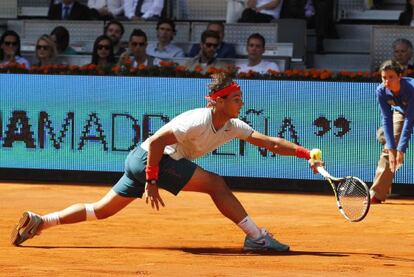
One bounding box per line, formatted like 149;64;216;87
295;146;311;160
147;179;157;185
145;165;159;180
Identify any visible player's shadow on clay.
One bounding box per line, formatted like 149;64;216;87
182;248;355;256
22;245;378;257
183;248;414;262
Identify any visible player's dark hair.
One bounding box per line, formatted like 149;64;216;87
379;60;405;75
208;73;233;95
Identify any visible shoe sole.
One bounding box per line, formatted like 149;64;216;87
10;212;30;246
243;247;290;253
243;246;290;252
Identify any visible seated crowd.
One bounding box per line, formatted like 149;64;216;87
0;17;283;76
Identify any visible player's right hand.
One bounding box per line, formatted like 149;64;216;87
308;148;323;174
308;159;324;174
144;182;165;210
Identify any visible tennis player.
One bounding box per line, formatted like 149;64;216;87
11;73;323;252
370;60;414;203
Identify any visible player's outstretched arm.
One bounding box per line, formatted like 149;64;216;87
246;131;301;156
245;131;323;173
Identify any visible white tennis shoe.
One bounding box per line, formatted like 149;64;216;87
243;228;290;252
11;211;42;246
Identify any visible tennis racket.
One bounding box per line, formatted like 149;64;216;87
311;149;370;222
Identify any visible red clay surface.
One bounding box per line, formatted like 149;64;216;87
1;182;414;276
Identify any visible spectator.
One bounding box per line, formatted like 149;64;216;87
89;35;116;71
104;20;126;56
280;0;314;20
0;30;30;69
34;34;58;67
226;0;246;23
237;33;280;74
88;0;124;20
280;0;338;54
238;0;283;23
185;30;229;73
398;0;414;25
123;0;164;21
119;29;156;67
313;0;338;53
50;26;77;55
392;38;414;71
188;21;236;59
146;18;185;61
48;0;91;20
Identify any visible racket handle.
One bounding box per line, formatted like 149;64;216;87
310;148;322;160
316;166;334;179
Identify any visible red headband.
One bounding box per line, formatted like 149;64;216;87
208;82;241;101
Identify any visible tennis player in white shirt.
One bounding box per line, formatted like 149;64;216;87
11;73;323;252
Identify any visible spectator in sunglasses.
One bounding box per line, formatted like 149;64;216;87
0;30;30;69
188;21;236;59
89;35;116;71
34;34;58;67
185;30;229;73
118;29;157;68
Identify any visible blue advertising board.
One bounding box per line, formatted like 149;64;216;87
0;74;412;185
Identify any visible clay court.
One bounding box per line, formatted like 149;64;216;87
1;182;413;276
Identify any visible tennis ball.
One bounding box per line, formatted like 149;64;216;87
310;148;322;160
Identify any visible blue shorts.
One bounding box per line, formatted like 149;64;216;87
112;146;197;198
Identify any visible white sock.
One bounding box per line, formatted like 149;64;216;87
237;215;262;239
41;212;61;230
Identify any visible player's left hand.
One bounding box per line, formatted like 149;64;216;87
144;182;165;210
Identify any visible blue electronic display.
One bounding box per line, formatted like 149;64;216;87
0;74;413;184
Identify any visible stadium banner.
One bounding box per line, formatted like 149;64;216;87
0;74;413;185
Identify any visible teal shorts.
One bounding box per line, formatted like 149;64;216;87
112;146;197;198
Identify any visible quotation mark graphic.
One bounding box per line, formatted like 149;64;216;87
313;116;351;138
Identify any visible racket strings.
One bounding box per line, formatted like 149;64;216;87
337;178;369;221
